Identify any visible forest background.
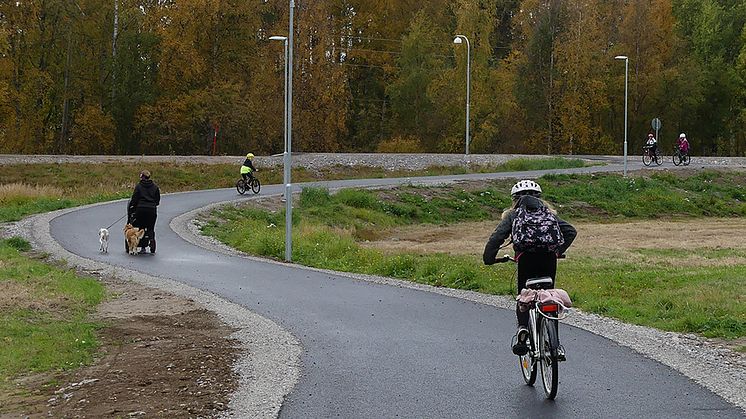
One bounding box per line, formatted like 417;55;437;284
1;0;745;157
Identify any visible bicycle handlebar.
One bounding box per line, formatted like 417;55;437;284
494;253;566;263
494;255;515;263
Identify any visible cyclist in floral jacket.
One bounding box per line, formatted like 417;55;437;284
483;180;576;356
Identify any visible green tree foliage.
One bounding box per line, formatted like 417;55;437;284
1;0;745;156
386;11;446;150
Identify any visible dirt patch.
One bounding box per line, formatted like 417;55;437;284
0;277;238;418
359;218;746;265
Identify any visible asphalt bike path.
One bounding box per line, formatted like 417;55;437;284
49;162;742;417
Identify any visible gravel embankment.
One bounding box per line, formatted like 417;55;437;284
3;153;746;170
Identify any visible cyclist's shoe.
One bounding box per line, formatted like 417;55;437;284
138;247;147;254
556;345;566;362
512;327;529;356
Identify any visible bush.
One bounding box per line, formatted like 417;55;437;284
4;237;31;252
334;189;380;210
376;136;425;153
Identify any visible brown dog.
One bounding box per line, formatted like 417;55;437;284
123;223;145;255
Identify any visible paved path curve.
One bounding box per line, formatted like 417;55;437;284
48;161;742;418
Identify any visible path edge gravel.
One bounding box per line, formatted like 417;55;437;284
4;201;301;419
172;192;746;415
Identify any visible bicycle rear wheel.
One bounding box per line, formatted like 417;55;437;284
539;317;559;399
682;154;691;165
654;149;662;166
250;178;261;194
236;179;247;195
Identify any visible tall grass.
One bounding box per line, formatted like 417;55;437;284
541;171;746;219
497;157;589;172
0;183;65;202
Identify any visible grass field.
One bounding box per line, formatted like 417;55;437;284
201;169;746;340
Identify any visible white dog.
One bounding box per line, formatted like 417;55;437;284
99;228;109;253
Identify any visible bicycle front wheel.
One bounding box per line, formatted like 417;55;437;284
672;153;682;166
519;342;537;386
250;178;261;194
642;153;652;166
236;179;247;195
539;318;559;400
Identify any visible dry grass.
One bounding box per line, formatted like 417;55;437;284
0;281;70;314
361;218;746;267
0;183;64;203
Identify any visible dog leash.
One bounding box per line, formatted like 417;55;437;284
105;213;127;230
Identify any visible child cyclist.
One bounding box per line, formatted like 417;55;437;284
482;180;577;356
240;153;257;182
645;132;658;159
676;133;690;156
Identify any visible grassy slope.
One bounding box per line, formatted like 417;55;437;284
0;239;105;385
202;170;746;339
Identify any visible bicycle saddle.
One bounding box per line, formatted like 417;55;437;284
525;276;553;289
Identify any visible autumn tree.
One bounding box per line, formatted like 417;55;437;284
553;0;614;154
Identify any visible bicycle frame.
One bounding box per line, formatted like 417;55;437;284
496;254;563;399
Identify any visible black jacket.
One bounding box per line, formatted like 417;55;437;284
483;195;576;265
242;158;256;171
128;179;161;212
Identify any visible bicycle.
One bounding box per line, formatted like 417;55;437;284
236;174;261;195
672;146;690;166
642;145;662;166
495;254;569;400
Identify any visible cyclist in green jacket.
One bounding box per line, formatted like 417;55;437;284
240;153;257;182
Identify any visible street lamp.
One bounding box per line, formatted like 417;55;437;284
615;55;628;177
269;30;293;261
453;35;471;155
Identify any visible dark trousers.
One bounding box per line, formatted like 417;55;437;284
133;207;157;241
516;252;557;327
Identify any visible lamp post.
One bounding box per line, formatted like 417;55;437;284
269;1;294;262
453;35;471;155
615;55;628;177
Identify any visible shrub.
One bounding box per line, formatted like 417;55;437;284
4;237;31;252
300;187;331;208
376;136;425;153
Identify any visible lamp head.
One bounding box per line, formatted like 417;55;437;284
269;36;287;42
453;36;463;44
614;55;628;60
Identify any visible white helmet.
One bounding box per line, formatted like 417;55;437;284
511;180;542;197
679;133;686;138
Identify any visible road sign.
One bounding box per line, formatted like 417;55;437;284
651;118;662;131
